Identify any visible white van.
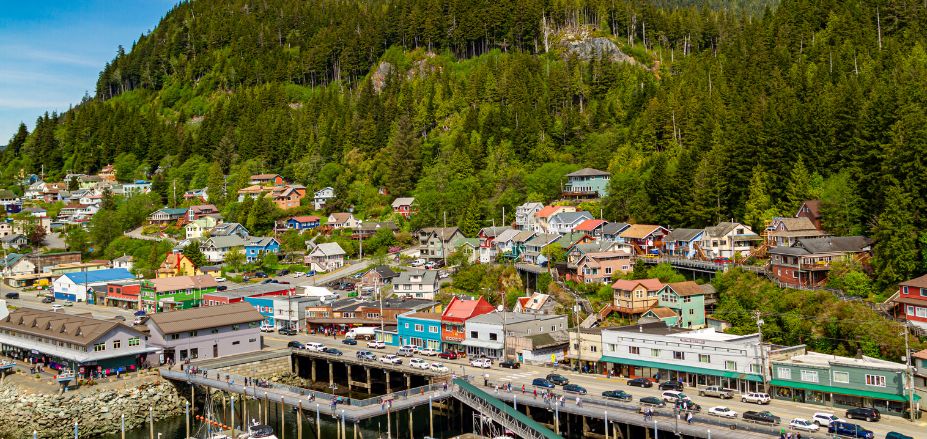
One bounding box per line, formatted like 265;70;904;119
304;342;325;352
397;346;416;357
662;390;688;403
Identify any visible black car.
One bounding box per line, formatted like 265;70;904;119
742;411;781;425
639;396;665;407
261;279;279;284
532;378;555;389
845;407;880;422
4;292;19;299
546;373;569;386
216;285;228;291
563;384;587;395
278;327;297;336
287;341;305;349
658;381;684;391
41;296;55;303
627;377;653;388
341;338;358;345
322;347;343;356
277;269;290;276
602;390;632;401
255;271;268;278
499;360;521;369
829;421;873;439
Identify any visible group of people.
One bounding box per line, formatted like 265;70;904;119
779;430;802;439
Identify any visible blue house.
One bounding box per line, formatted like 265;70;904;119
285;216;321;231
245;237;280;262
244;296;276;326
397;311;443;352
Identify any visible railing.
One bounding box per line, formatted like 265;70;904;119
351;383;447;407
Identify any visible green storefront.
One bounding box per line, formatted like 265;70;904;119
140;276;217;313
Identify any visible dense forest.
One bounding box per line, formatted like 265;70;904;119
2;0;927;289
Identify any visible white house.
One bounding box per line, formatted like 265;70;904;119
313;187;335;210
547;211;594;234
462;311;568;359
112;255;135;271
327;213;359;229
392;269;439;300
305;242;346;272
184;216;220;240
201;235;247;263
702;222;762;260
515;202;543;231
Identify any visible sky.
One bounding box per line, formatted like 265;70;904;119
0;1;175;144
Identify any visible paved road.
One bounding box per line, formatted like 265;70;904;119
2;287;138;320
124;226;178;244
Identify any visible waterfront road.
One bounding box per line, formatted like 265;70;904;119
259;332;927;439
2;287;138;321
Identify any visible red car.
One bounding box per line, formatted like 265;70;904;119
438;351;459;360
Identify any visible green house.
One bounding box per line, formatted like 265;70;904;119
771;351;918;416
655;281;711;329
141;275;218;313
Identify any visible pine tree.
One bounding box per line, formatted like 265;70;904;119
784;157;812;211
872;186;919;286
206;162;226;207
820;170;864;235
385;114;421;196
743;166;779;232
182;241;206;268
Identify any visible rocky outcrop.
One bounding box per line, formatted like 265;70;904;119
560;34;635;64
0;380;184;438
370;61;394;93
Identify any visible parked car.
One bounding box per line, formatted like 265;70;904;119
741;392;771;404
305;271;316;277
742;411;781;425
661;391;688;403
322;347;343;356
63;300;74;306
260;323;274;333
424;261;437;269
470;358;491;368
304;342;325;352
4;292;19;299
546;374;569;386
699;386;733;399
398;346;417;357
812;412;843;427
563;384;587;395
356;351;377;361
499;360;520;369
885;432;914;439
845;407;880;422
278;327;297;336
430;363;449;373
293;272;304;278
627;377;653;388
602;390;632;401
277;269;290;276
216;285;228;291
420;349;438;357
367;340;386;349
41;296;54;303
438;351;459;360
215;277;226;282
789;418;820;432
658;381;684;391
112;316;125;321
708;406;737;418
531;378;555;389
379;355;402;365
409;358;430;370
51;304;63;311
287;341;304;349
255;271;268;278
411;259;426;267
828;421;874;439
261;279;279;284
639;396;665;408
341;338;358;345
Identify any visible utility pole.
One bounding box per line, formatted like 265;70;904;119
904;323;915;421
756;311;767;392
574;304;582;372
442;211;448;268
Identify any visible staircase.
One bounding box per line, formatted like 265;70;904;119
453;379;560;439
693;242;709;261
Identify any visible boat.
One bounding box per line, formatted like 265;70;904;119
55;369;75;384
236;420;278;439
0;360;15;372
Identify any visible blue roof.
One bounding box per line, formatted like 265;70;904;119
61;268;135;284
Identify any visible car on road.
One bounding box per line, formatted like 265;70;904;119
828;421;873;439
601;390;632;401
215;277;226;282
499;360;520;369
277;269;289;276
531;378;555;389
627;377;653;388
261;279;279;284
217;285;228;291
260;323;274;333
811;412;842;427
294;272;304;278
287;341;305;349
367;340;386;349
789;418;819;432
661;391;688;403
41;296;54;303
741;392;771;405
322;347;343;356
255;271;268;278
305;270;316;277
356;351;376;361
411;259;426;267
845;407;880;422
742;411;781;425
410;358;430;370
379;355;402;365
63;300;74;307
658;381;683;391
430;363;449;373
398;346;417;357
885;432;914;439
546;374;569;386
424;261;437;269
51;304;63;311
304;342;325;352
341;338;358;345
708;406;737;418
420;349;438;357
278;327;297;336
639;396;665;408
698;386;733;399
4;292;19;299
470;359;491;368
563;384;587;395
438;351;459;360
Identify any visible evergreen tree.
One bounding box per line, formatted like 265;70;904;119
820;170;864;235
385;114;421;196
182;241;206;268
743;166;779;232
206;162;226;207
784;157;812;211
872;186;919;286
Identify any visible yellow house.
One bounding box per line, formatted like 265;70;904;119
156;253;202;278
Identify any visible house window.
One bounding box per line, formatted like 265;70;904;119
801;370;818;383
725;361;736;371
918;307;927;318
93;343;105;352
605;267;612;274
750;364;761;374
170;334;181;340
470;331;478;338
777;367;791;379
590;345;597;352
865;375;886;387
113;339;121;349
607;344;616;352
190;348;199;359
833;371;850;383
698;354;710;363
211;328;219;334
404;323;409;329
908;305;916;316
651;349;661;357
489;333;498;341
673;351;684;360
232;325;239;331
414;324;423;332
689;309;694;315
189;331;198;337
429;326;439;333
629;346;640;355
128;337;140;346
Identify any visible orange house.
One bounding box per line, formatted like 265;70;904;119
441;296;495;354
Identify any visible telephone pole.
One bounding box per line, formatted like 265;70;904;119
904;323;915;421
756;311;767;392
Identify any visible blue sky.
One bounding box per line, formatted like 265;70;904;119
0;1;174;143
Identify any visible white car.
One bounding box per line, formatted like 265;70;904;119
741;392;771;404
811;412;842;427
367;340;386;349
51;304;63;312
708;406;737;418
215;277;226;282
304;342;325;352
293;272;304;278
260;323;275;333
379;355;402;365
409;358;430;370
469;358;491;368
420;349;438;357
411;259;426;267
430;363;449;373
789;418;819;432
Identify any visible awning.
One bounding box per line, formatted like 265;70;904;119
601;356;763;382
770;379;920;403
463;339;503;350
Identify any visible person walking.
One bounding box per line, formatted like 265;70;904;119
686;412;693;424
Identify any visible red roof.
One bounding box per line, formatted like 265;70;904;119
536;206;560;219
291;215;320;223
441;296;495;323
575;219;606;232
611;278;664;292
516;297;531;309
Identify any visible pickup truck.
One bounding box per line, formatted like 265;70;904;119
742;411;781;425
698;386;734;399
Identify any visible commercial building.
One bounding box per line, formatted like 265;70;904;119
146;302;264;363
140;275;218;312
201;283;292;306
463;312;567;359
52;268;135;303
441;296;495;354
396;312;443;351
568;327;603;373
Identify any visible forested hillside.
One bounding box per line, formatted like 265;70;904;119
3;0;927;288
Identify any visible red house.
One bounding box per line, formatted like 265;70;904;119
768;236;872;288
796;200;823;231
105;282;141;309
893;274;927;327
391;197;416;218
440;296;495;354
201;284;292;306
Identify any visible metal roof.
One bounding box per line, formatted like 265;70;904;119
147;302;263;335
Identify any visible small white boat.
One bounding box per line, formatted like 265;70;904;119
55;369;75;384
237;420;278;439
0;360;15;372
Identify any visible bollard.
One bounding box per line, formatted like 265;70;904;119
73;421;78;439
605;411;609;439
654;419;658;439
429;396;434;439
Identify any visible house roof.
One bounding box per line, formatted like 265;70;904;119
535;206;560;219
798;200;822;218
356;221;397;232
549;211;593;225
525;233;561;248
156;208;188;216
775;217;818;232
664;281;714;297
0;234;25;243
395;269;437;285
665;228;703;243
645;307;679;319
402;312;442;321
148;302;263;335
247;237;278;248
494;229;521;244
146;275;217;292
516;292;553;311
611;278;663;292
479;226;513;238
574;219;607;232
523;330;570;349
113;255;134;263
511;230;536;243
0;307;142;347
391;197;415;208
328;212;354;223
704;222;756;238
601;222;630;235
798;236;871;254
188;204;218;214
251;173;281;181
900;274;927;289
556;232;590;247
60;268;134;284
912;349;927;361
311;242;346;257
211;223;247;236
207;235;247;248
468;311;563;325
423;227;460;242
619;224;663;239
368;265;398;279
768;229;829;238
442;296;494;321
566;168;610;177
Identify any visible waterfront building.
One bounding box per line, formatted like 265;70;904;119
441;296;495;355
140;275;218;312
146;302;264;363
396;311;443;351
568;327;603;373
463;311;567;359
52;268;135;303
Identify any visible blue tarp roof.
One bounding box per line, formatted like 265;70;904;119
61;268;134;284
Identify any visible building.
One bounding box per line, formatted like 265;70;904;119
521;233;560;265
489;229;521;261
534;205;575;233
574;219;608;239
184;216;220;240
52;268;135;303
156;252;201;278
392;269;439;299
268;184;306;210
201;283;292;306
391;197;415;218
769;236;872;288
1;234;27;250
611;278;664;316
273;296;316;331
146;302;264;363
244;237;279;262
313;187;335;210
766;217;828;248
547;211;595;234
419;227;465;261
306;242;346;272
441;296;495;354
104;281;141;309
0;307;153;376
575;251;632;284
184;204;219;222
463;312;568;359
307;298;439;337
891;274;927;330
148;208;188;225
285;216;321;231
514;202;543;231
663;228;705;258
210;222;249;239
506;230;536;261
477;227;514;263
652;281;712;329
796;200;823;231
358;266;398;291
601;323;768;393
701;221;762;260
249;174;283;185
352;221;397;240
201;235;247;263
397;311;443;351
326;212;359;229
513;292;558;315
912;349;927;391
563;168;610;199
112;255;134;271
618;224;669;256
601;222;631;243
509;331;570;365
140;275;218;312
568;328;604;373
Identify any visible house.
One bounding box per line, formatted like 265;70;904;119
575;251;633;284
509;330;570;365
513;292;558;315
200;283;291;306
1;253;26;276
98;164;117;182
534;205;576;233
796;200;823;231
477;227;514;263
491;229;522;260
22;251;82;274
574;219;608;239
506;230;536;261
514;202;543;231
611;278;664;315
285;215;320;231
327;212;359;229
313;187;335;210
439;296;495;354
663;228;705;258
156;252;202;278
912;349;927;391
359;266;398;291
618;224;669;255
391;197;416;218
568;327;604;373
0;189;21;214
352;221;397;240
601;222;631;243
236;185;266;202
183;188;209;202
566;241;618;270
121;181;152;196
112;255;134;271
563;168;610;199
1;234;27;250
701;222;762;260
249;174;284;186
547;211;595;234
769;236;872;288
392;269;439;299
201;235;248;263
269;184;306;210
141;275;218;312
419;227;465;261
521;233;561;265
397;312;443;352
52;268;135;303
244;237;280;262
22;206;47;218
463;312;567;359
104;281;141;309
766;217;828;248
148;208;188;225
452;238;480;264
653;281;713;328
0;307;153;376
184;216;220;240
306;242;347;272
146;302;264;363
185;204;219;222
891;274;927;330
272;296;317;331
210;222;249;239
639;307;681;327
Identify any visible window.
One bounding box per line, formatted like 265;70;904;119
833;371;849;383
489;333;498;341
179;350;188;360
776;367;791;379
865;375;886;387
189;331;198;337
113;339;121;349
750;364;761;374
698;354;710;363
429;326;439;334
673;351;684;360
93;343;106;352
651;349;661;357
590;345;597;352
170;334;181;340
211;328;219;334
232;325;240;331
190;348;199;359
908;305;915;316
232;341;240;346
725;361;736;371
128;337;140;347
791;271;799;279
607;343;616;352
605;267;612;274
800;370;818;383
629;346;640;355
689;309;694;315
414;324;423;332
917;307;927;318
470;331;478;338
